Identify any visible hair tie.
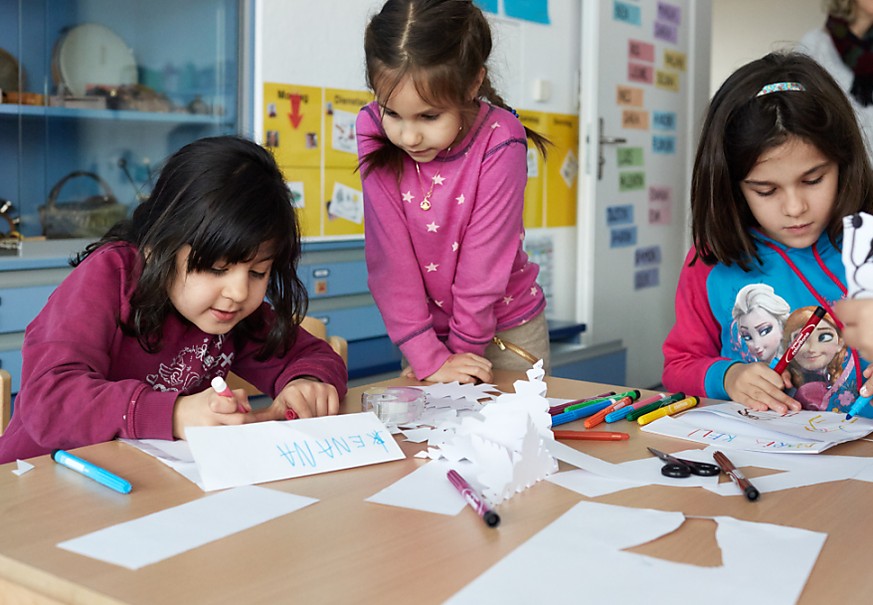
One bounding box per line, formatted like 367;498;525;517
508;106;519;118
756;82;806;97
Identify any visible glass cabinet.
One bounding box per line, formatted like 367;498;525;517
0;0;246;238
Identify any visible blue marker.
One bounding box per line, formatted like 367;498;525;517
51;449;132;494
604;405;636;423
551;400;613;427
846;394;873;420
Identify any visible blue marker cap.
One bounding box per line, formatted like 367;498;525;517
51;449;132;494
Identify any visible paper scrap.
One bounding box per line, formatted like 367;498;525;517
12;459;34;476
58;486;317;569
446;501;826;605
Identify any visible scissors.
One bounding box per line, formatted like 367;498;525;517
647;447;721;479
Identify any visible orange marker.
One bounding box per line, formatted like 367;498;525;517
583;395;635;429
637;396;699;426
552;430;629;441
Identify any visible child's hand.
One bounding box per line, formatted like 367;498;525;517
835;299;873;360
860;365;873;398
263;377;340;420
423;353;493;384
172;388;250;439
724;361;801;415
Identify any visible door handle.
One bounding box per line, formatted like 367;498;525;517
597;117;626;180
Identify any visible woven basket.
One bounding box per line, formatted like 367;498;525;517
39;171;128;239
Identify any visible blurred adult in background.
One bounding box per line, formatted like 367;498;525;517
799;0;873;154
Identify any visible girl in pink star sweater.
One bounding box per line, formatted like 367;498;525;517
356;0;550;383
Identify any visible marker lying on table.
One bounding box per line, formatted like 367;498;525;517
846;394;873;420
769;306;826;374
551;399;615;427
548;391;615;416
583;393;637;429
712;450;759;502
447;469;500;527
637;396;699;426
624;393;687;423
211;376;246;414
52;449;132;494
605;392;676;423
562;390;639;414
552;430;629;441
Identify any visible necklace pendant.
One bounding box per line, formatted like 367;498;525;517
420;199;431;211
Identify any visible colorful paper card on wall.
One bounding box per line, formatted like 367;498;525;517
652;136;675;155
628;63;653;85
664;49;687;71
648;185;672;225
617;147;644;167
655;70;680;92
654;21;678;44
652;111;676;131
610;227;637;248
288;167;321;238
504;0;550;24
606;204;634;226
628;39;654;63
657;2;681;25
616;85;644;107
635;245;662;267
263;83;322;168
613;1;642;26
622;109;649;130
634;268;659;289
619;171;645;191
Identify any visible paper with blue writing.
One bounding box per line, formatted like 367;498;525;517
186;412;405;491
642;402;873;453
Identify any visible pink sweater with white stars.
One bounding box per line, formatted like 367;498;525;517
356;101;546;379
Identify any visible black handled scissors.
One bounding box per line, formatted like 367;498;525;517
647;447;721;479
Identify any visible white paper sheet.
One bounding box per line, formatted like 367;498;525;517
120;438;204;487
57;486;317;569
446;501;826;605
366;459;471;515
186;412;405;491
642;403;873;453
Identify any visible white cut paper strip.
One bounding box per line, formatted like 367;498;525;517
58;486;317;569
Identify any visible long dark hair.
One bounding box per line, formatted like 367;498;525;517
73;135;307;359
691;51;873;269
360;0;548;178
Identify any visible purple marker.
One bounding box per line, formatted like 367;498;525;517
447;469;500;528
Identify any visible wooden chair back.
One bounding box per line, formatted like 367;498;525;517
0;369;11;435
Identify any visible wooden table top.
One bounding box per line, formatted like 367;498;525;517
1;371;871;604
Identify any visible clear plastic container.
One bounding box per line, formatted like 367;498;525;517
361;386;426;425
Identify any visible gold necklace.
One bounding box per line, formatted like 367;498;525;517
415;162;435;211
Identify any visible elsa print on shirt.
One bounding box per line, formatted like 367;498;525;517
731;284;791;364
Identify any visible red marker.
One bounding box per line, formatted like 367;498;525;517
769;306;827;374
211;376;246;414
583;394;635;429
552;430;629;441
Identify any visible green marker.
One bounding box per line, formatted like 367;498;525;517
563;389;640;413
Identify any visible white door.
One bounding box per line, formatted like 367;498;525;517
577;0;712;388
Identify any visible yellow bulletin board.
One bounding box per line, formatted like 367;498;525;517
543;113;578;228
518;110;546;229
265;82;577;239
518;110;579;229
263;82;372;239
